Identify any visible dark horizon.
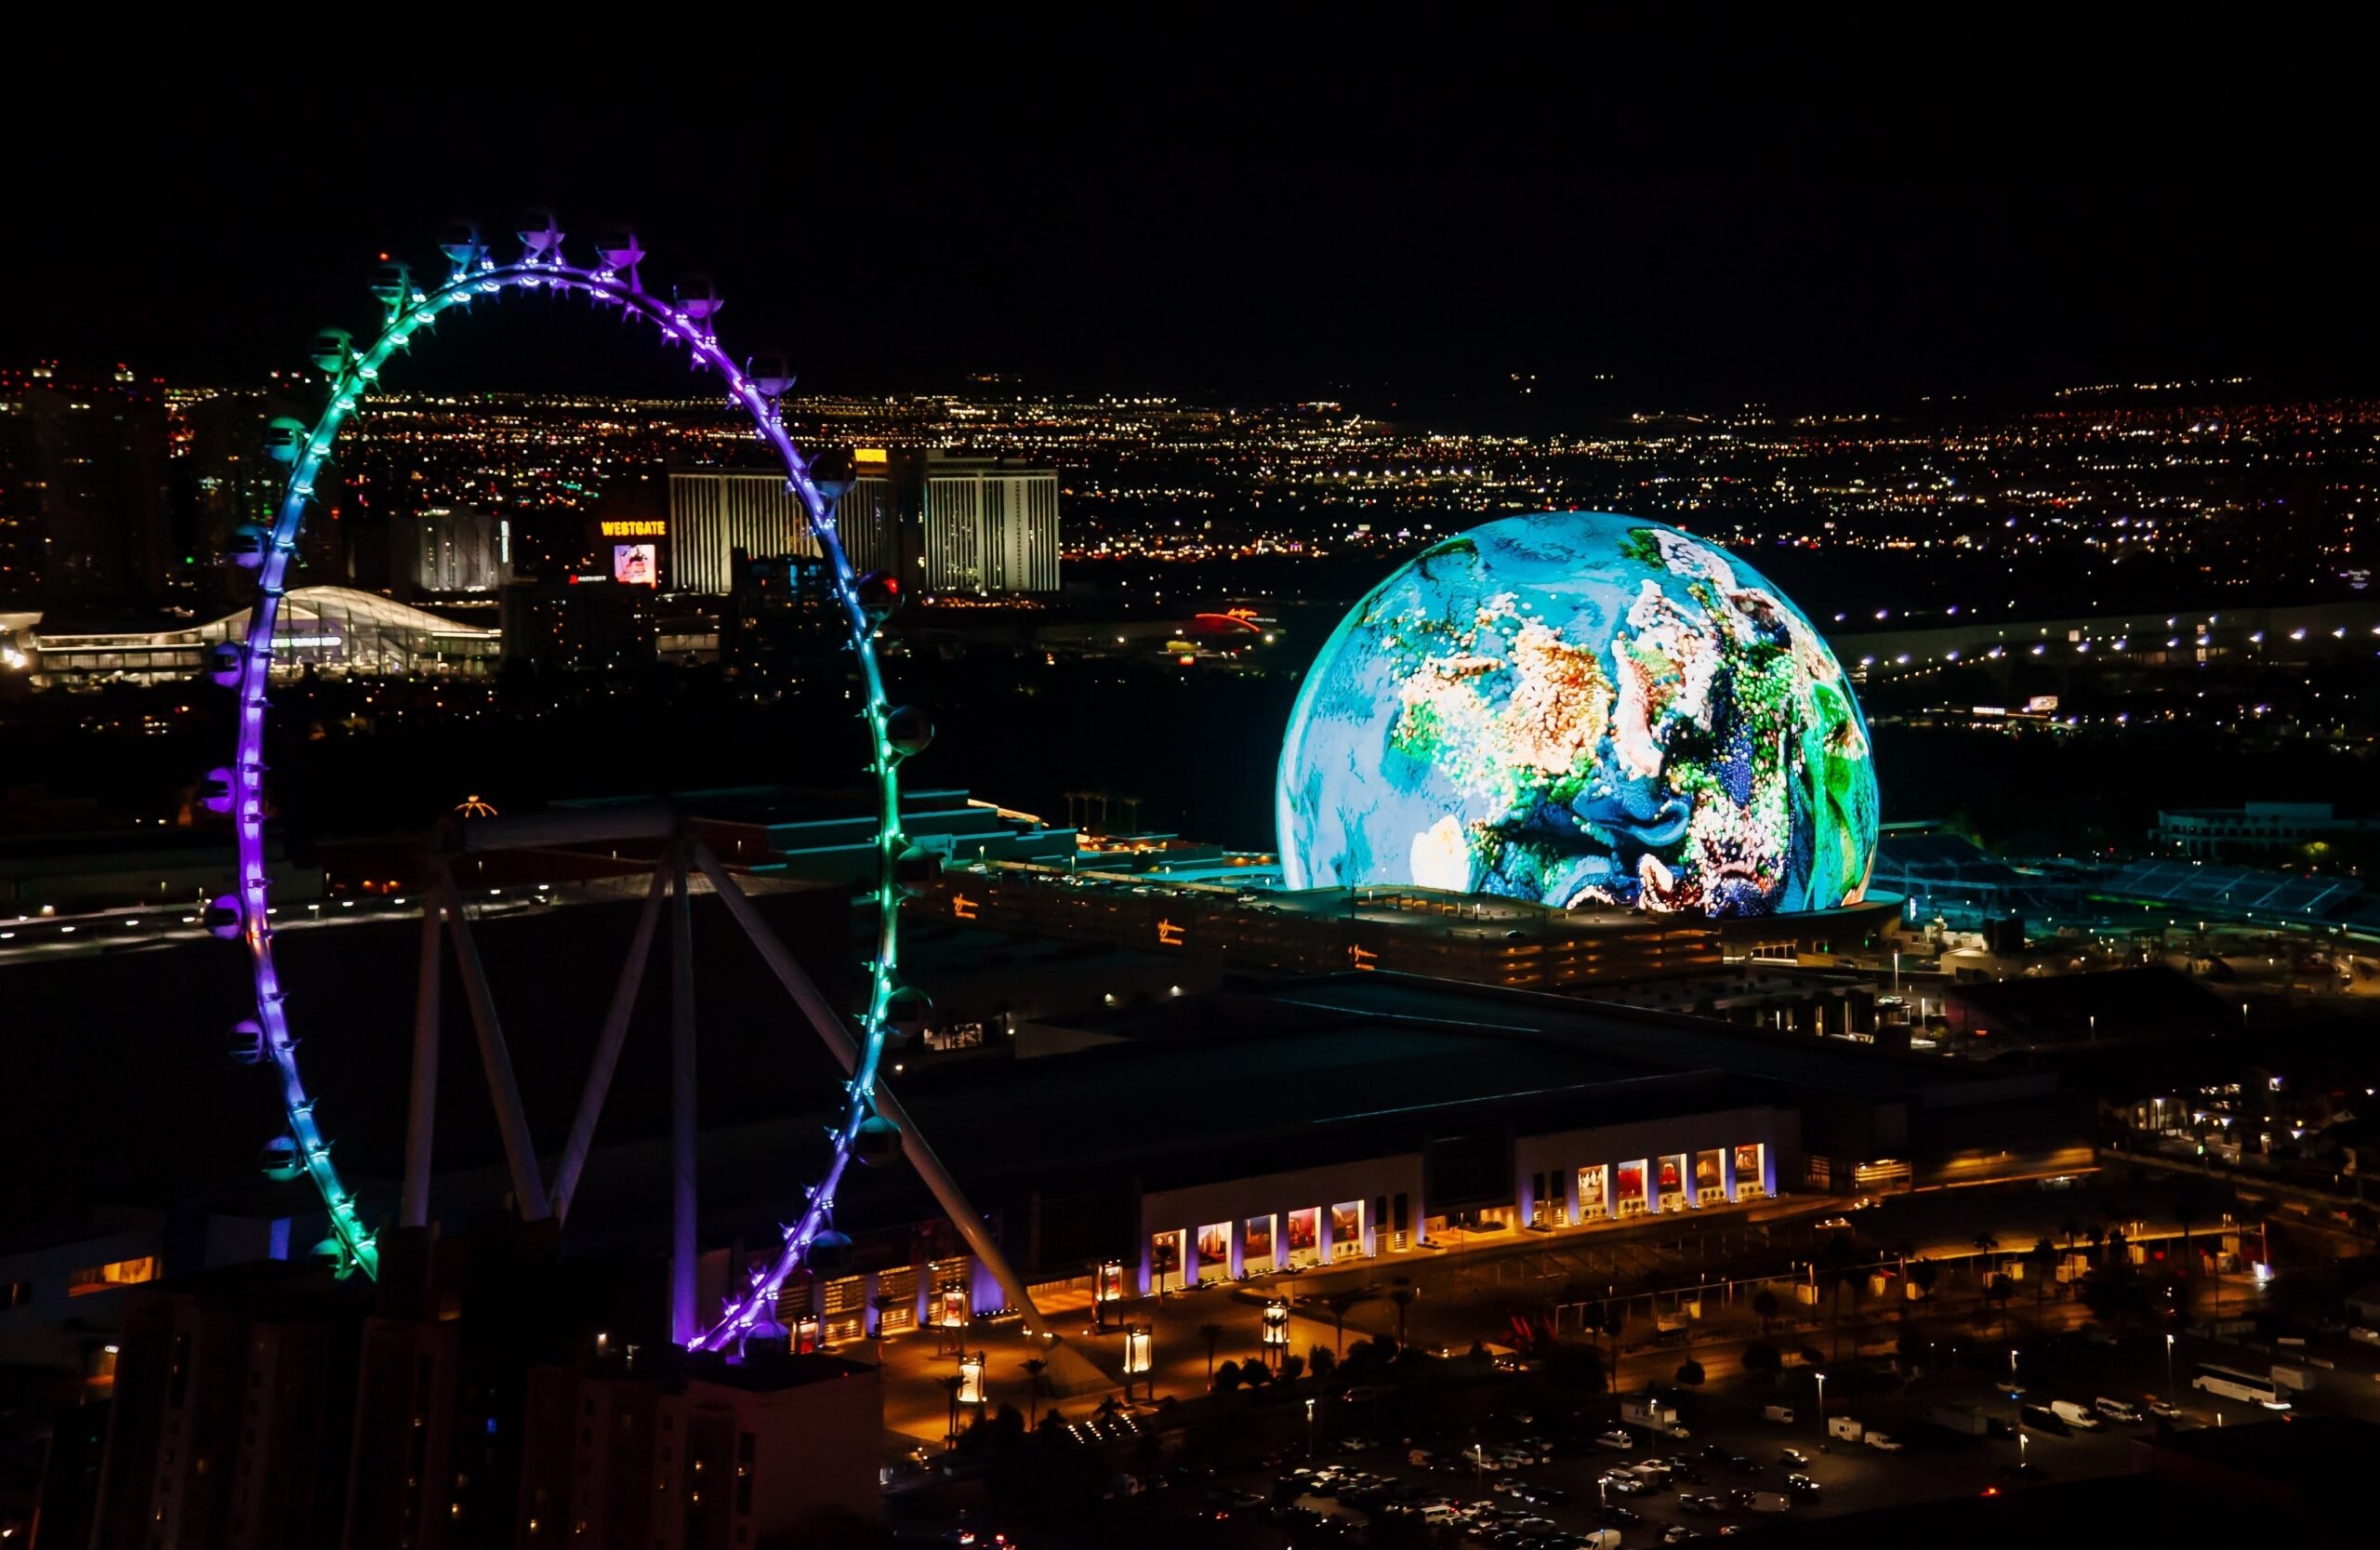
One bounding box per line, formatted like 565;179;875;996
7;16;2376;415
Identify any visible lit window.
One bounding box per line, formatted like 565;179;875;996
67;1256;159;1296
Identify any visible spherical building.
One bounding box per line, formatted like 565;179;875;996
1276;511;1878;917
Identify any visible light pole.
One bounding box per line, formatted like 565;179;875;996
1815;1371;1827;1452
2165;1332;2176;1402
1305;1397;1317;1459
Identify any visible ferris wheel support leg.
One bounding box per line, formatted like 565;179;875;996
550;859;670;1224
432;864;551;1220
401;893;446;1230
686;844;1057;1336
668;839;700;1348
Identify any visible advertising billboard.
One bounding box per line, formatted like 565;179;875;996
1287;1207;1321;1268
1197;1222;1231;1281
612;542;659;587
1244;1214;1275;1273
1579;1163;1609;1219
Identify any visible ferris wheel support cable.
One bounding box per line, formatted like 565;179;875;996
229;239;1055;1357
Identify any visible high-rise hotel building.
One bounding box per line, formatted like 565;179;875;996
666;450;1060;597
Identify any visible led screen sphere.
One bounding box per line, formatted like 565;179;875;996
1276;511;1879;916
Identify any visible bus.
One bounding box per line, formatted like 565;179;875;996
2190;1363;2290;1410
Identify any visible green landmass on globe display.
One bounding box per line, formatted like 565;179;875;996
1274;510;1880;918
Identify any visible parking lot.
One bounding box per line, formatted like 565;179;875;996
1165;1328;2278;1547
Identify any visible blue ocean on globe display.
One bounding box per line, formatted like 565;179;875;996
1276;511;1880;917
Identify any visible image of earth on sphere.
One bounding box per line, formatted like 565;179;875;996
1275;511;1879;916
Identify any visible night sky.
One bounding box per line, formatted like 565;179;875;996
8;15;2373;414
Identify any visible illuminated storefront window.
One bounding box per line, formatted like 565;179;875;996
1733;1144;1767;1200
1694;1149;1726;1205
1657;1153;1689;1210
66;1257;157;1297
1286;1208;1322;1269
1578;1164;1610;1221
1243;1214;1276;1276
1150;1228;1185;1293
1615;1160;1650;1217
1196;1222;1232;1282
875;1266;919;1335
1329;1201;1367;1262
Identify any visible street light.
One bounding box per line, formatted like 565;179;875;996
2165;1332;2176;1402
1815;1371;1827;1451
1306;1397;1318;1458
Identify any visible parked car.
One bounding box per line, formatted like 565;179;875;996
1594;1431;1635;1451
1598;1504;1642;1525
1778;1448;1808;1467
1784;1474;1821;1501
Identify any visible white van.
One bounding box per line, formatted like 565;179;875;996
1762;1403;1796;1424
2048;1400;2103;1430
2094;1397;2143;1423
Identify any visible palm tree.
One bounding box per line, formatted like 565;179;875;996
1390;1284;1418;1345
2029;1239;2056;1331
1021;1358;1048;1429
1752;1287;1779;1334
1910;1257;1939;1307
2060;1219;2082;1254
1197;1322;1225;1387
1321;1290;1376;1359
1601;1303;1628;1381
1986;1275;2016;1340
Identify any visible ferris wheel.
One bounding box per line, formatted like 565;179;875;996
207;214;1064;1361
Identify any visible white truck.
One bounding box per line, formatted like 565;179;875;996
1827;1415;1864;1443
2048;1401;2104;1431
1864;1431;1904;1451
1621;1395;1690;1438
1929;1402;1990;1437
2270;1364;2313;1394
1762;1403;1796;1425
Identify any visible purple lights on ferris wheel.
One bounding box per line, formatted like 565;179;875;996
225;218;909;1348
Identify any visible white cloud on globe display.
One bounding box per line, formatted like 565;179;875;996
1275;511;1880;918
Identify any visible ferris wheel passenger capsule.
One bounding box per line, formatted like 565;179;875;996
205;894;245;939
263;417;309;463
260;1134;304;1181
516;206;564;264
228;1020;267;1065
310;329;353;376
809;448;855;500
880;984;932;1046
202;766;236;814
895;843;943;897
367;261;412;311
228;524;271;568
884;705;934;760
747;351;795;400
205;643;245;687
854;571;903;623
806;1230;854;1275
853;1115;903;1165
594;226;645;288
438;219;486;275
674;273;723;335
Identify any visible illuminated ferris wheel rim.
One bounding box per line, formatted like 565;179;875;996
220;223;906;1353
